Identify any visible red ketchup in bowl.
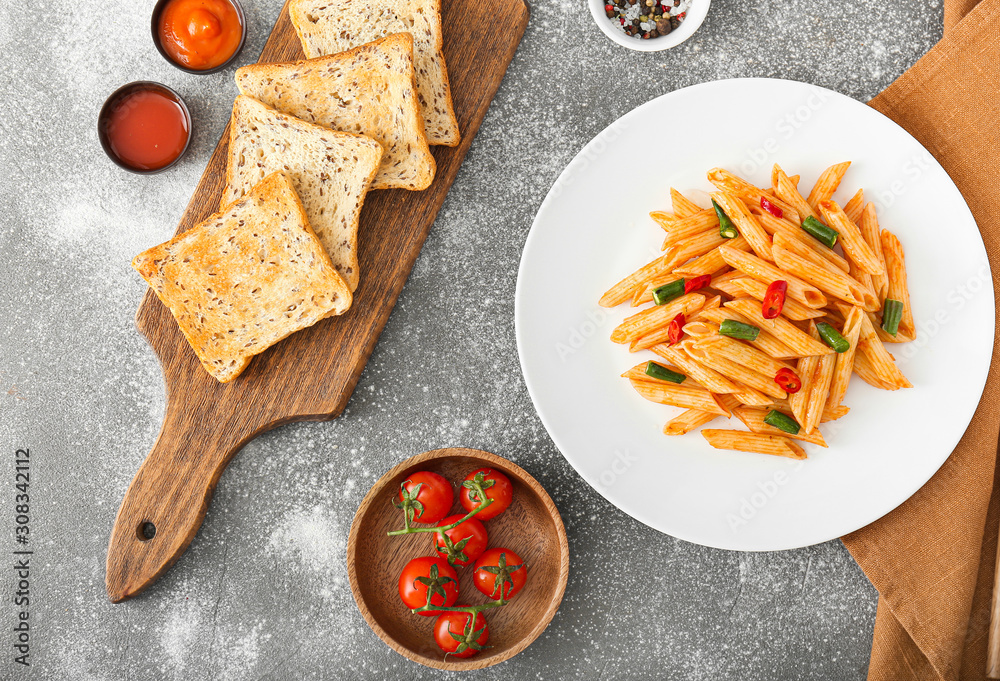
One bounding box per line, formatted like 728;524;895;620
99;84;191;172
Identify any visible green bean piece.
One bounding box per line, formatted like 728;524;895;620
719;319;760;341
881;299;904;336
801;216;839;248
816;322;850;353
764;410;801;435
645;361;686;384
712;199;739;239
652;279;685;306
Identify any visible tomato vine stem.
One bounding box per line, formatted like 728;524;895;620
386;478;494;537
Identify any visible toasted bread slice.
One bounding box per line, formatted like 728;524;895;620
132;172;352;383
289;0;459;147
222;95;382;291
235;33;435;191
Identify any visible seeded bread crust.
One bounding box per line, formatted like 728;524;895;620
132;172;352;383
288;0;460;147
235;33;435;191
223;95;382;291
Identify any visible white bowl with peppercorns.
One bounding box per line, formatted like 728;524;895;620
588;0;709;51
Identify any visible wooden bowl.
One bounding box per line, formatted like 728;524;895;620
347;448;569;670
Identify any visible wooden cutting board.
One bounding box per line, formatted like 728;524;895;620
105;0;530;603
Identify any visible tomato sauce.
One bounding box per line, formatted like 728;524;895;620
103;86;190;171
158;0;243;71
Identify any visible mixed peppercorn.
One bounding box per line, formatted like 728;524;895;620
604;0;688;39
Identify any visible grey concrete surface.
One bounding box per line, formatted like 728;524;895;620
0;0;941;678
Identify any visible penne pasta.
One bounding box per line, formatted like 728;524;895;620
725;276;825;321
611;293;706;344
666;228;738;264
817;199;885;276
732;407;828;446
663;409;722;435
772;232;847;277
600;253;674;308
880;229;915;339
657;209;719;247
723;298;835;356
629;378;727;414
825;306;864;410
671;188;701;218
822;405;850;422
757;211;850;273
806;161;851;212
789;353;819;426
843;188;864;224
602;162;914;455
856;313;912;390
860;203;888;300
630;295;707;350
621;361;691;384
711;191;774;261
681;321;718;338
701;429;807;460
773;164;820;223
650;211;675;231
685;344;788;399
803;347;836;434
772;244;879;311
852;352;897;390
673;236;751;277
732;387;776;407
693;335;795;379
695;307;800;359
653;342;742;394
708;167;799;223
719;245;827;309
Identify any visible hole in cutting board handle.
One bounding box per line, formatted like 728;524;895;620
136;521;157;542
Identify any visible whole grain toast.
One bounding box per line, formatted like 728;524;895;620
132;172;352;383
235;33;435;191
288;0;460;147
223;95;382;291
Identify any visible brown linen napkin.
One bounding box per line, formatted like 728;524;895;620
946;0;981;32
841;1;1000;678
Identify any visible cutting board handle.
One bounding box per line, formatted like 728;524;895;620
105;400;252;602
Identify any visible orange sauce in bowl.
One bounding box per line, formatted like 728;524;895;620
158;0;243;70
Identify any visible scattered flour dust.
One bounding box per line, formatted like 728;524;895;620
268;503;346;589
162;606;201;671
160;604;262;680
216;625;262;681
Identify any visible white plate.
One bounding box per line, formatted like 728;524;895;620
515;78;994;551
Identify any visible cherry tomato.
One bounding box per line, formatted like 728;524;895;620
434;514;488;567
396;471;453;525
459;468;513;520
774;367;802;393
397;556;459;616
760;196;784;219
666;312;685;345
434;610;489;658
762;280;787;320
473;548;527;600
683;274;711;294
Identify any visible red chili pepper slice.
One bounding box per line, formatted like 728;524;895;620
762;280;787;319
774;368;801;394
760;196;783;219
684;275;711;294
667;313;685;345
605;3;613;9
